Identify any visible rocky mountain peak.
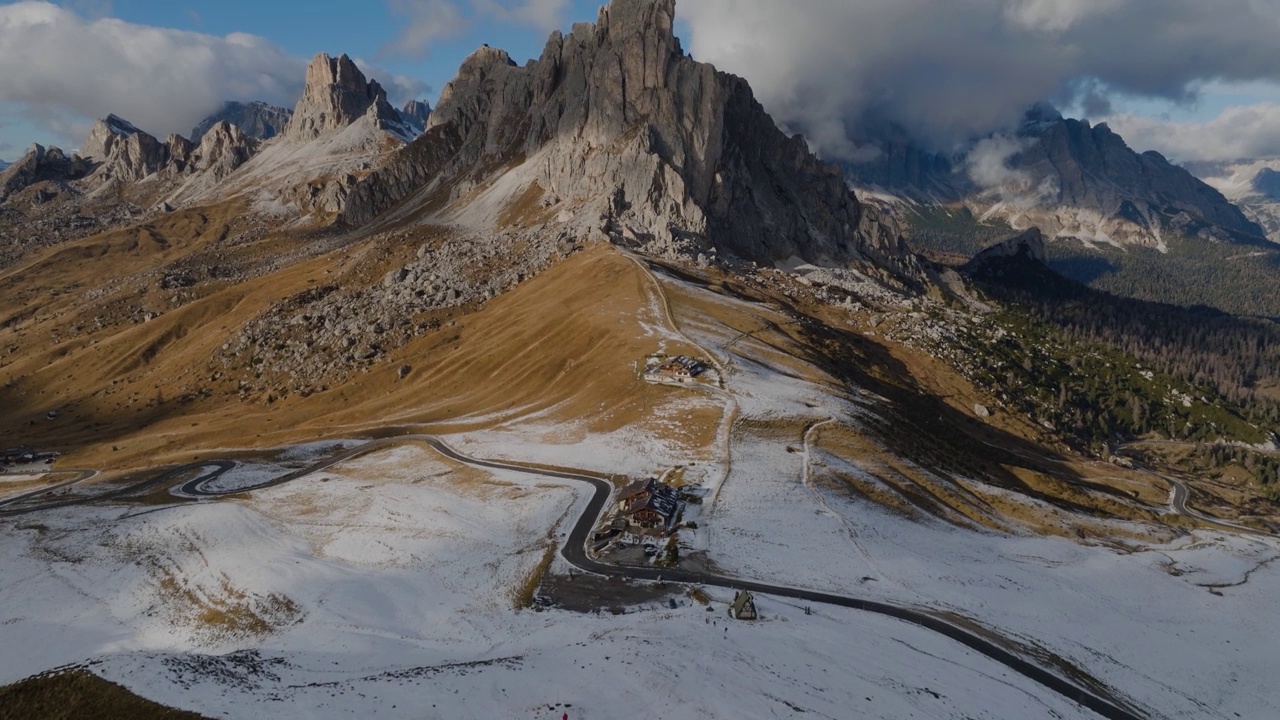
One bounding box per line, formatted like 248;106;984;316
343;0;913;276
968;227;1046;266
78;115;170;183
849;105;1265;248
191;101;293;143
287;53;399;140
399;100;432;133
80;114;146;161
1252;167;1280;201
163;121;257;182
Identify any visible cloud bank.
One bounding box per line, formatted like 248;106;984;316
0;2;434;150
1105;104;1280;164
678;0;1280;161
0;2;308;144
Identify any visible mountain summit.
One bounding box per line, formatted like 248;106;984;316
287;54;408;141
342;0;912;275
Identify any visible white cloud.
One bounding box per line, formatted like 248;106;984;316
678;0;1280;160
382;0;568;58
1105;103;1280;163
1004;0;1123;33
0;2;305;146
351;58;432;105
384;0;467;58
473;0;568;30
966;136;1032;189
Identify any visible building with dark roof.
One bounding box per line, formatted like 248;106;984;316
616;478;682;531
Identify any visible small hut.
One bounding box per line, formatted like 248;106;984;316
728;590;757;620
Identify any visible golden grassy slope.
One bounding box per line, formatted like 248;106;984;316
0;198;1213;535
1;211;716;473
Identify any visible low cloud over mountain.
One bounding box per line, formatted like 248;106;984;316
679;0;1280;159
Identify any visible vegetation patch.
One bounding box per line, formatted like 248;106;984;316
512;541;558;611
0;670;211;720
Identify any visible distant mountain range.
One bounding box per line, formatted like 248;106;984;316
0;53;436;222
848;104;1265;250
844;105;1280;317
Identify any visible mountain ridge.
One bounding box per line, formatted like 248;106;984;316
338;0;915;279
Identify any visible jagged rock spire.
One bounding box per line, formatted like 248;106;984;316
343;0;915;276
287;53;399;140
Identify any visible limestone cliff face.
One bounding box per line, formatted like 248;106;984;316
341;0;913;274
79;115;171;184
1008;115;1262;245
163;121;259;181
287;54;404;141
75;114;259;189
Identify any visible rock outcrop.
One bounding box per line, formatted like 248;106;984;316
79;115;172;184
73;113;261;189
962;227;1073;295
1252;168;1280;201
191;101;293;143
164;121;259;181
286;54;406;141
340;0;914;276
966;227;1046;267
0;144;93;203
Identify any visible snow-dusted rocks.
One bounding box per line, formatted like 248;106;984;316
79;114;172;184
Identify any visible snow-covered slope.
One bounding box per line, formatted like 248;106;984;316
1191;158;1280;242
0;445;1101;720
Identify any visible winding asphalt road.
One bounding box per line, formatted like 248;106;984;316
422;437;1150;720
1160;473;1268;537
1;434;1151;720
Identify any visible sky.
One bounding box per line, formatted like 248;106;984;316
3;0;1280;167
